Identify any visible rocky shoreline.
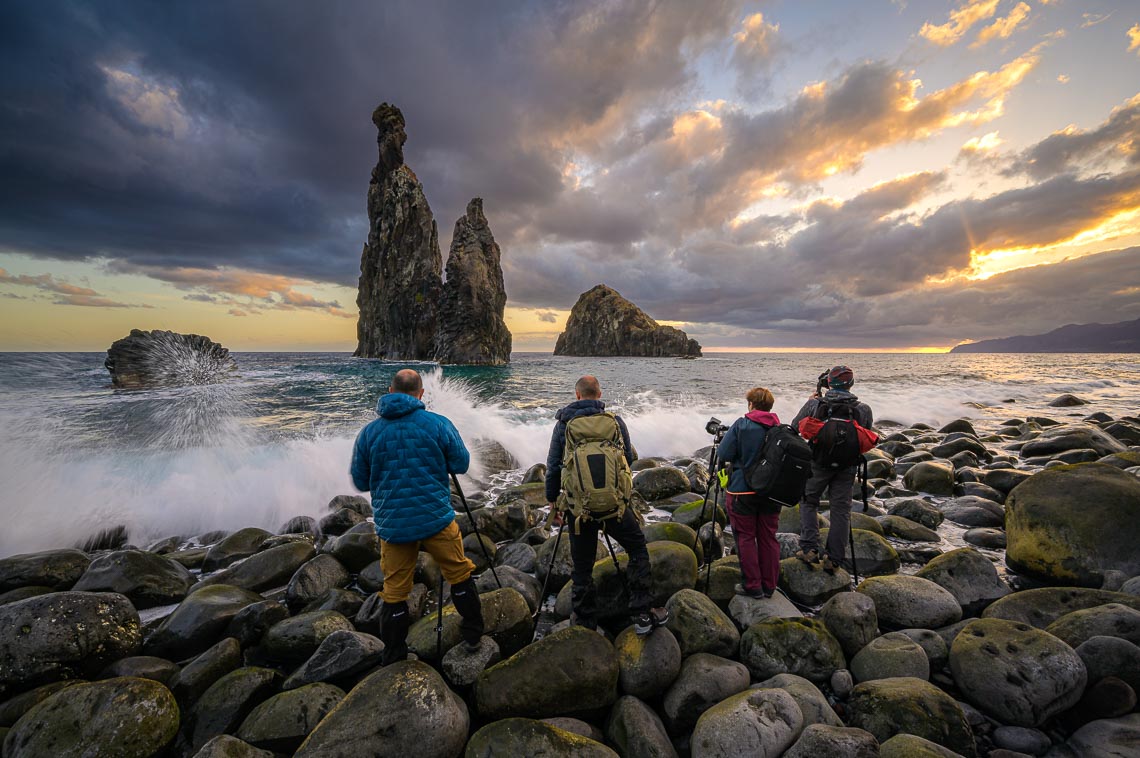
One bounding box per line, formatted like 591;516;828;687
1;402;1138;757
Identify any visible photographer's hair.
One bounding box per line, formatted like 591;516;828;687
746;387;774;411
575;375;601;399
390;369;423;395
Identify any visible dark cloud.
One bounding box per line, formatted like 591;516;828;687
1004;94;1140;179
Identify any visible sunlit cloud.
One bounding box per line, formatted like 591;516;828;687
1129;23;1140;54
920;0;1000;46
1057;74;1070;83
971;2;1031;48
1081;13;1113;30
960;131;1005;154
0;267;147;308
731;12;783;92
99;64;190;138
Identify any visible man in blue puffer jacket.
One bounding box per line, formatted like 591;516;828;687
351;368;484;664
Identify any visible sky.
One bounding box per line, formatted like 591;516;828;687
1;0;1139;352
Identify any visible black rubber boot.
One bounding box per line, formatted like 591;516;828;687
449;578;485;647
379;600;410;665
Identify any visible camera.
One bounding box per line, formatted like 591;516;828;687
816;370;830;396
705;417;729;439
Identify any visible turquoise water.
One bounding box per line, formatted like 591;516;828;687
0;351;1136;556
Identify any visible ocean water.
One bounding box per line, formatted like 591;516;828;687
0;351;1137;557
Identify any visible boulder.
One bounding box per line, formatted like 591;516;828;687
441;635;501;688
169;637;242;707
283;629;385;690
950;618;1087;727
916;548;1011;616
642;522;703;563
408;587;531;662
941;497;1004;528
285;556;349;611
904;462;956;496
473;625;618;720
670;500;727;530
0;549;91;593
634;466;691;501
73;549;195;609
897;628;950;670
434;198;512;365
0;680;83;727
983;587;1140;628
553;284;701;357
1046;713;1140;757
493;542;537;574
850;632;930;682
297;661;466;757
324;531;380;573
662;652;751;735
225;599;289;648
992;725;1051;756
236;682;344;753
198;541;316;593
264;611;354;661
779;558;851;606
888;499;945;529
738;617;846;683
1045;603;1140;648
728;591;803;629
98;656;179;685
2;677;178;758
820;528;900;576
303;588;364;618
0;591;140;692
847;677;975;757
1019;424;1126;458
605;695;678;758
145;585;264;659
535;532;605;594
878;515;941;542
879;733;965;757
178;667;283;756
104;328;235;388
1077;635;1140;692
465;717;617;757
820;591;879;658
664;588;740;658
785;724;879;757
932;437;990;461
964;527;1006;549
857;575;963;629
983;468;1033;495
319;508;366;537
202;528;271;573
475;564;542;612
191;735;274;757
1005;464;1140;586
753;673;842;728
613;626;682;699
690;687;804;758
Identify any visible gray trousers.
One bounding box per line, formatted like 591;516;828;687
799;463;857;561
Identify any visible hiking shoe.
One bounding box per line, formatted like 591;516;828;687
570;613;598;631
734;583;766;599
461;638;483;654
761;586;776;599
821;554;837;574
633;607;670;635
795;548;820;565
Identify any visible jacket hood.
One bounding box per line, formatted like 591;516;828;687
378;392;426;419
824;389;860;403
555;398;606;422
745;410;780;426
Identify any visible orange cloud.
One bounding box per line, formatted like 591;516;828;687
920;0;1000;46
1129;23;1140;54
0;267;146;308
972;2;1031;48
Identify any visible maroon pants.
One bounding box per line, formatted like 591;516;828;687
727;494;781;592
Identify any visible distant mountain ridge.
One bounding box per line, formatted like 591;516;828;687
951;318;1140;353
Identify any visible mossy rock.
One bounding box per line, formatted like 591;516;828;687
474;626;618;720
3;677;178;758
408;587;532;662
878;515;941;542
236;682;344;753
847;677;975;757
982;587;1140;629
613;626;681;700
903;462;955;496
779;504;828;535
465;717;617;757
915;547;1011;616
857;575;962;630
691;689;805;757
72;550;196;609
670;500;727;529
495;482;548;507
263;611;354;661
739;617;845;683
1045;603;1140;649
820;528;900;577
880;733;965;757
664;588;739;658
0;549;91;593
779;558;851;606
1005;463;1140;586
642;522;702;563
178;667;282;756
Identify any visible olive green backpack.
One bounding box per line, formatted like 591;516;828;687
559;412;633;530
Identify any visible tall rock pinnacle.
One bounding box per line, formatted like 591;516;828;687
435;199;512;365
354;103;442;359
554;285;702;357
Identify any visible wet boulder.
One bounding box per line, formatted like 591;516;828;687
633;466;691;501
1045;603;1140;648
283;629;385;690
197;541;316;593
169;637;241;707
535;532;605;594
0;591;141;692
878;515;941;542
236;682;344;754
192;735;274;757
850;632;930;683
738;617;846;684
285;555;350;611
475;564;542;612
753;673;842;728
263;611;354;661
785;724;879;758
1019;424;1125;458
104;328;235;388
99;655;180;685
950;618;1087;727
879;733;965;757
72;549;196;609
324;531;380;573
442;635;501;688
820;528;900;576
408;587;531;662
690;687;804;758
466;717;617;757
1005;463;1140;586
728;590;803;629
177;667;283;756
613;626;681;699
887;499;944;529
202;528;272;573
145;584;263;659
904;461;955;496
662;652;751;736
1076;635;1140;692
1046;713;1140;757
857;575;962;630
225;599;289;648
473;626;618;720
820;591;878;658
2;677;178;758
493;542;537;573
983;587;1140;628
846;677;975;757
779;558;851;606
605;695;677;758
664;588;740;658
915;548;1011;616
940;496;1004;528
0;549;91;592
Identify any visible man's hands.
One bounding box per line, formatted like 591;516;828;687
548;504;563;527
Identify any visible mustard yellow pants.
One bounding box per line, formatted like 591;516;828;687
379;520;475;603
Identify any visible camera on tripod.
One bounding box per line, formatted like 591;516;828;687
816;370;830;396
705;417;728;441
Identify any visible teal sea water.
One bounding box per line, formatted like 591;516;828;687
0;351;1137;557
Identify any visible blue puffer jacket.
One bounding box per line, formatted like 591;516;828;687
350;392;470;544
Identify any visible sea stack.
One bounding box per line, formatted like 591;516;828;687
354;103;443;360
105;329;236;388
554;284;702;357
435;199;512;365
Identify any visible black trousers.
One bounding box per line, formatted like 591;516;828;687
569;508;652;626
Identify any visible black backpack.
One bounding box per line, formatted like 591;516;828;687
744;424;814;508
811;399;864;469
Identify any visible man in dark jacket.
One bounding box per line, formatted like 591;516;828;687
791;365;874;573
351;368;484;664
545;375;669;635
